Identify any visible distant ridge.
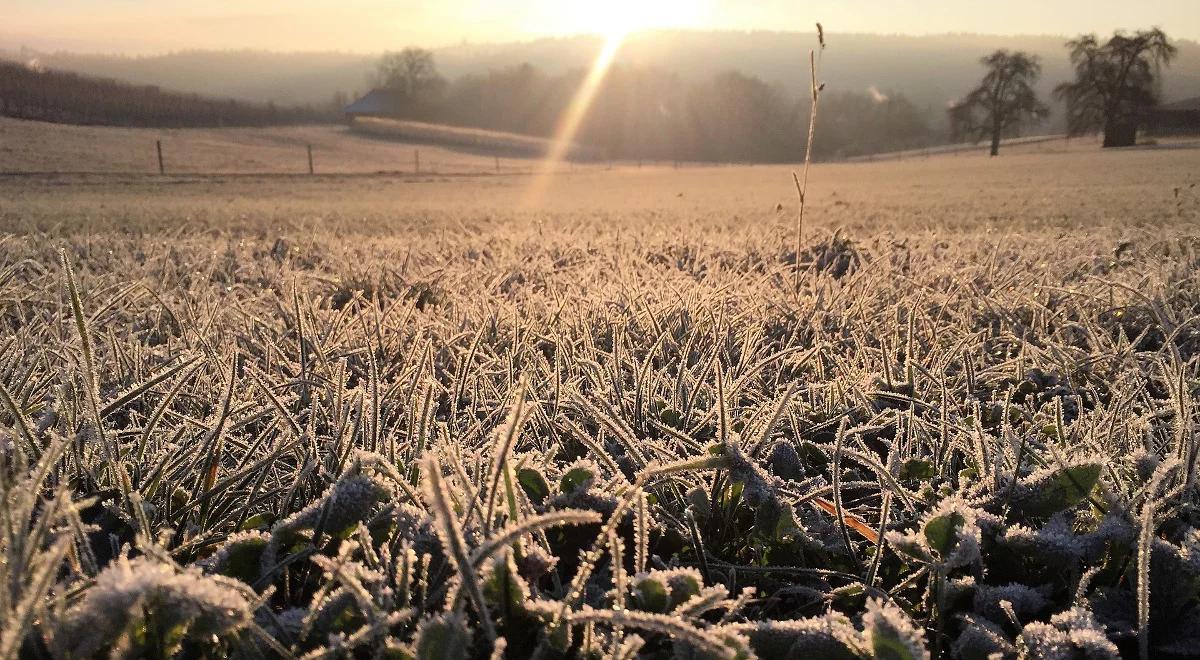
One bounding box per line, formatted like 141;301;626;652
3;30;1197;118
0;59;330;128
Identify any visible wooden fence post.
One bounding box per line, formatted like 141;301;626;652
307;144;314;175
156;140;164;175
415;149;420;174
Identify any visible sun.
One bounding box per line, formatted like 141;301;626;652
563;0;712;41
521;0;712;207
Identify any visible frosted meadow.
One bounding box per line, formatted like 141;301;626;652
1;145;1199;658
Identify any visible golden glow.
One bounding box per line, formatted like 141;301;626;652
10;2;1200;54
522;34;625;207
521;2;714;206
556;0;713;40
522;1;713;205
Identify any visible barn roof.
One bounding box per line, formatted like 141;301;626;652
344;89;405;116
1158;96;1200;112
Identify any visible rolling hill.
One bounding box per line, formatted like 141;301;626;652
4;31;1198;120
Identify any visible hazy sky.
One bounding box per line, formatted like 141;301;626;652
4;0;1197;53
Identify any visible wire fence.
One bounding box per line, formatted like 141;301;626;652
0;122;1132;178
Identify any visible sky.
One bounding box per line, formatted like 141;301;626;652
4;0;1198;53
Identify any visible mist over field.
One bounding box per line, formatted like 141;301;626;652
5;31;1200;120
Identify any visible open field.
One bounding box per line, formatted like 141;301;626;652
1;143;1200;658
350;117;599;160
8;116;1194;179
3;132;1198;231
0;117;530;175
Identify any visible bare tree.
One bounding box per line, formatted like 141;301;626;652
1055;28;1176;148
948;50;1048;157
374;48;445;100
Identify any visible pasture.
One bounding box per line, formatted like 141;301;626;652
1;118;1199;659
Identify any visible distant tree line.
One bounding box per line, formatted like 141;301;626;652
373;27;1176;160
0;26;1178;157
366;50;933;162
0;59;333;128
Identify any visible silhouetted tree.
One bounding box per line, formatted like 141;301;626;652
685;71;799;162
329;90;349;115
1055;28;1176;148
374;48;445;100
819;91;931;158
948;50;1048;156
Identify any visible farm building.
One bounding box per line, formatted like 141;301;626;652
1146;96;1200;136
344;89;408;119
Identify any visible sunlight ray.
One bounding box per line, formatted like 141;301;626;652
522;34;625;207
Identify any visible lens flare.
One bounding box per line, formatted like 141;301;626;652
521;34;624;207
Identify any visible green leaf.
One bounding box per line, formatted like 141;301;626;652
755;498;802;543
517;468;550;503
667;572;702;609
873;631;922;660
1022;463;1102;517
660;407;684;428
686;487;711;520
482;553;528;615
865;600;928;660
898;458;935;481
830;583;866;609
923;511;965;559
170;487;189;509
414;614;472;660
754;498;782;538
214;536;268;584
635;577;670;613
559;466;595;494
239;512;275;531
796;441;829;466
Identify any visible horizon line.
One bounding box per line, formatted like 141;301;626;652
1;26;1196;59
